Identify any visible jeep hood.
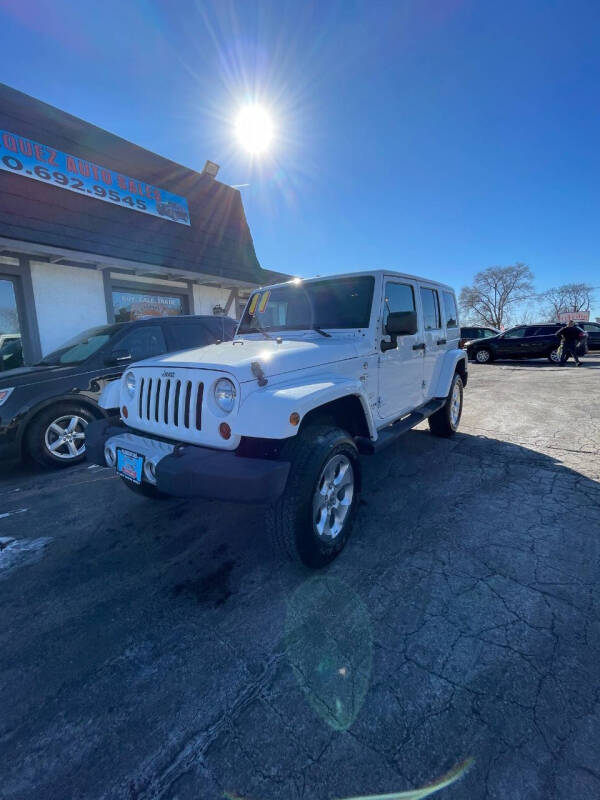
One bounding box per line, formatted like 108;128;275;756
133;337;360;382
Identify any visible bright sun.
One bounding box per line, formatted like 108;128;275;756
234;104;274;155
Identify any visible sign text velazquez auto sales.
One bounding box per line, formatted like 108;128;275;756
0;130;190;225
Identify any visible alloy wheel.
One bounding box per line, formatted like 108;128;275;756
550;349;561;363
44;415;88;460
312;454;355;540
450;380;462;427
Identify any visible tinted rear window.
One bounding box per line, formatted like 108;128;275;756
203;317;237;340
167;323;214;351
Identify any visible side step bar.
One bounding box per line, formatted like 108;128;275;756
356;398;446;454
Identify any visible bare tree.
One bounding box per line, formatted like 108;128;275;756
459;263;535;329
541;283;595;321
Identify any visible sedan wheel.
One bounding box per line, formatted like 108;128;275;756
475;349;491;363
27;403;95;468
44;414;88;460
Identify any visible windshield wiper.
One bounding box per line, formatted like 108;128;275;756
245;326;273;340
311;325;331;338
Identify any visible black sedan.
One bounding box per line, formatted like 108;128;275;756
0;315;236;467
466;323;588;364
459;326;499;349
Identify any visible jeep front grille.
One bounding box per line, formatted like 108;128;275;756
137;376;203;431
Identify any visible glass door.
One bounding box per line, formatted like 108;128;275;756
0;277;24;371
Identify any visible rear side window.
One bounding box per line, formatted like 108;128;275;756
383;282;415;331
118;326;167;360
420;287;441;330
503;326;528;338
442;291;458;328
461;327;476;339
582;323;600;332
167;323;214;351
529;326;554;336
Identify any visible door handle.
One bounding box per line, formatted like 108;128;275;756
437;338;447;345
412;342;426;351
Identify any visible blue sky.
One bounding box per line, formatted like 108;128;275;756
1;0;599;317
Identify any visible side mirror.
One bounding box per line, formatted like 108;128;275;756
386;310;418;336
104;349;132;366
382;311;418;352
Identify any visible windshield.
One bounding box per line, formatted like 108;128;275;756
38;325;121;365
238;276;375;334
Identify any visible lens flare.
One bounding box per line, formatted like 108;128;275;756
234;104;274;154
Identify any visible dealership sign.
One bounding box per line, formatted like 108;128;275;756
0;130;190;225
558;311;589;323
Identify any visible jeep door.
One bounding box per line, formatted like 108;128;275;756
378;279;423;420
418;285;445;399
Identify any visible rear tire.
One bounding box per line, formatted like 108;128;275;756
26;403;95;468
429;373;463;438
548;348;561;364
266;425;361;568
119;476;166;499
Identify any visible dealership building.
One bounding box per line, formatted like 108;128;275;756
0;83;285;369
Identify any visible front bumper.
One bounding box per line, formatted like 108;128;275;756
86;419;290;504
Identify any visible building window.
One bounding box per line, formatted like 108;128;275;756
0;276;25;371
111;288;187;322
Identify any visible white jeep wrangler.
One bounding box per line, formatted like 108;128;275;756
87;271;467;567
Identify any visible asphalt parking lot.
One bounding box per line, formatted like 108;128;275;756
1;357;599;800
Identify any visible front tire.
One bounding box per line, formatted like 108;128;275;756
474;348;492;364
27;403;95;467
429;373;463;438
266;426;361;568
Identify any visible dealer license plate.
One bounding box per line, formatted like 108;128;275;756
116;448;144;484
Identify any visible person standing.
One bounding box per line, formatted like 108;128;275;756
556;320;584;366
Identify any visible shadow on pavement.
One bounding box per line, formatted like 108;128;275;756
1;428;600;799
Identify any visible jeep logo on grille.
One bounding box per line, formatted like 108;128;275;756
161;371;175;378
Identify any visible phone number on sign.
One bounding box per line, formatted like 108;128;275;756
1;154;148;210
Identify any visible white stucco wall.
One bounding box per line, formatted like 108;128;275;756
30;262;108;355
193;285;236;318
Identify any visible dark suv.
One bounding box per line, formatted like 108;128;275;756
578;321;600;350
0;315;236;467
466;323;588;364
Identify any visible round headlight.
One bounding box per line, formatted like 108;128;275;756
125;371;136;398
214;378;236;413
